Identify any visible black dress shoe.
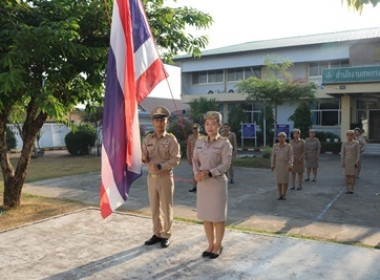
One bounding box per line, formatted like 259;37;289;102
189;188;197;192
144;235;161;245
230;179;234;184
209;247;223;259
202;251;212;257
160;238;170;248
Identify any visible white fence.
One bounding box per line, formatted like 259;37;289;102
7;123;70;150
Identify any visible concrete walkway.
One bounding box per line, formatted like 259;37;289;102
1;208;380;280
23;154;380;247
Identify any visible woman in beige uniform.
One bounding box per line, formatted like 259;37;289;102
305;129;321;182
341;130;360;194
290;129;305;190
271;132;293;200
193;111;232;259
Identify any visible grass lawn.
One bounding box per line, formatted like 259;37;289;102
0;151;100;231
233;157;271;169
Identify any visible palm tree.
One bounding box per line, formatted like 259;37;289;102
189;97;219;124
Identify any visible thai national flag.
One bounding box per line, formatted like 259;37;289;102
100;0;167;218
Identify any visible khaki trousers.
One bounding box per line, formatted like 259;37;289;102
147;173;174;239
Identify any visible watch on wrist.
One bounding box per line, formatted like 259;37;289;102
157;164;162;170
208;171;212;177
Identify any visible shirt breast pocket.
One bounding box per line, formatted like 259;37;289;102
146;145;154;156
160;143;170;158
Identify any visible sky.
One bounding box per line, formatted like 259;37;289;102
171;0;380;50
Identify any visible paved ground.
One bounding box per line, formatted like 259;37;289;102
2;208;380;280
23;154;380;247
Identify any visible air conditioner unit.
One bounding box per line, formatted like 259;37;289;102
228;89;235;93
208;89;219;95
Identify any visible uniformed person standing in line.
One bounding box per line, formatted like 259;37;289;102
290;129;305;190
187;123;201;192
341;130;360;194
222;123;237;184
142;106;181;248
193;111;232;259
354;127;366;179
271;132;293;200
304;129;321;182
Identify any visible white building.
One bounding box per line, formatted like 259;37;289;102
174;27;380;144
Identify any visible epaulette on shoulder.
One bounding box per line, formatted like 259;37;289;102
168;132;175;138
198;135;206;140
219;136;227;140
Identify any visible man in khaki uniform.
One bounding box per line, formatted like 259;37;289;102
142;106;181;248
354;127;366;179
222;123;237;184
187;123;201;192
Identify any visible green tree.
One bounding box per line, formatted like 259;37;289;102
0;0;110;210
188;97;219;124
343;0;379;13
289;102;313;139
0;0;212;210
167;118;192;158
227;105;246;142
237;57;317;145
144;0;213;62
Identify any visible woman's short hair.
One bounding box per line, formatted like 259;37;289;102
293;129;301;134
204;111;222;123
346;130;355;136
278;132;287;138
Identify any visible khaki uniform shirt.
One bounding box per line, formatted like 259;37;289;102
223;131;237;156
355;135;366;153
186;134;201;164
142;131;181;174
193;134;232;177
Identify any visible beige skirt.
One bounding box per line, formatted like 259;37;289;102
292;154;304;174
275;159;290;184
197;175;228;222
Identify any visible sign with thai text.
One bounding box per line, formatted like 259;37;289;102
322;65;380;84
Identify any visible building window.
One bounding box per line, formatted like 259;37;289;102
192;70;223;84
311;101;341;126
227;67;261;82
309;60;349;77
227;68;244;82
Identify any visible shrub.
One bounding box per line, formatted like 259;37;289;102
262;146;272;159
167;118;193;158
65;124;96;155
6;127;17;150
321;142;342;154
315;131;340;143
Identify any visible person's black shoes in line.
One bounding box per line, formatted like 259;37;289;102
160;238;170;248
202;251;212;257
230;179;234;184
144;234;161;246
209;247;223;259
189;187;197;192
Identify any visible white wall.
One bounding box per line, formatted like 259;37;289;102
180;43;350;73
7;123;70;150
148;64;181;99
276;103;298;133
